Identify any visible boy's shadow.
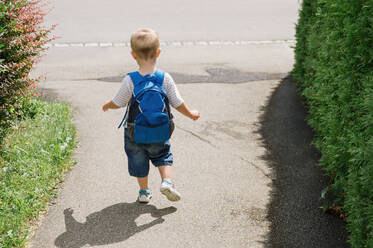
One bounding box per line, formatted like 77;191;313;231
55;202;177;248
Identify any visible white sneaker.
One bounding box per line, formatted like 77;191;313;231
138;189;152;204
160;180;181;202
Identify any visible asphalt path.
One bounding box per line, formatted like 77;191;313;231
29;0;349;247
32;78;279;248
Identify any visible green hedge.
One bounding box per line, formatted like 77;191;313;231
292;1;373;247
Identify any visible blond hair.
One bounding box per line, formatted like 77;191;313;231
130;28;160;61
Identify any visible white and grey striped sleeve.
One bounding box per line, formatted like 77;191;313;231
112;75;134;107
163;72;184;108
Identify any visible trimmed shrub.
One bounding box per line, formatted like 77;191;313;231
0;0;53;140
292;0;373;247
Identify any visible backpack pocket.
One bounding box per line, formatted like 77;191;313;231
134;122;170;144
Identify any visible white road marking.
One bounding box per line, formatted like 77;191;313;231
47;39;295;48
113;42;127;47
85;43;99;47
70;43;84;47
99;42;113;47
54;43;69;47
195;41;209;46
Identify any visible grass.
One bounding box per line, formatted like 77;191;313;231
0;98;77;247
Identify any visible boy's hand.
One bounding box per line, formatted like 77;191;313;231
176;103;200;121
102;103;109;112
190;110;200;121
102;100;120;112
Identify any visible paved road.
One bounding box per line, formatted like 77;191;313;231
29;1;346;247
33;0;298;82
44;0;299;43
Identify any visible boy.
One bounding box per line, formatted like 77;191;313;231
102;28;200;203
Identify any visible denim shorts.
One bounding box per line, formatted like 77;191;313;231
124;129;173;177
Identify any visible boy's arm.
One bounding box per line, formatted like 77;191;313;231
102;100;120;112
176;102;200;121
163;73;200;121
102;75;133;112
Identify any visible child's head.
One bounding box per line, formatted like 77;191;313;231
130;28;160;64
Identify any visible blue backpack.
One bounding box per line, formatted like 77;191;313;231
118;69;174;144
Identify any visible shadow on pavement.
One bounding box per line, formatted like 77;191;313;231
97;66;286;84
259;76;350;248
55;202;177;248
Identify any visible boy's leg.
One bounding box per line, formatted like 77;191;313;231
148;141;180;201
124;130;151;203
158;165;181;202
137;176;149;190
137;176;152;204
157;165;172;181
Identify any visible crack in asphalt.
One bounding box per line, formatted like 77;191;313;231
239;156;273;180
177;125;273;180
176;125;217;148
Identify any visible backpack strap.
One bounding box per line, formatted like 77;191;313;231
128;70;165;87
128;71;144;86
117;103;130;129
154;69;165;85
129;70;166;96
117;72;139;129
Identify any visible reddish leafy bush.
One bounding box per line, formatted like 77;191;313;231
0;0;54;139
